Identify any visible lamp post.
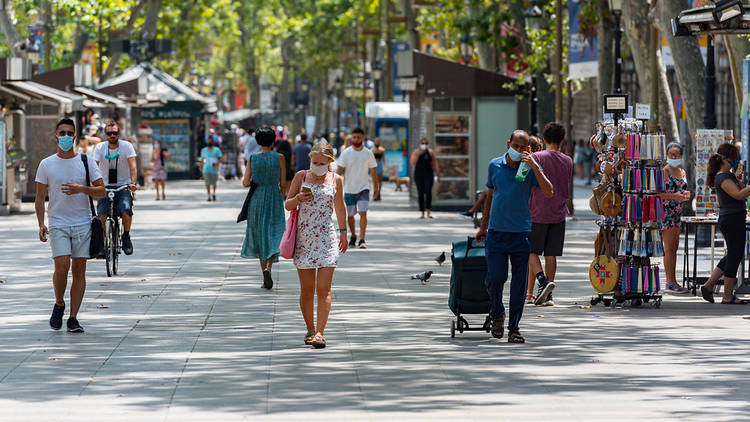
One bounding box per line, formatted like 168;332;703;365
372;61;383;102
609;0;623;93
608;0;623;93
524;4;542;136
459;34;473;65
334;77;343;153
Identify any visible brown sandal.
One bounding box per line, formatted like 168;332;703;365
311;334;326;349
491;315;505;339
507;331;525;343
304;331;315;345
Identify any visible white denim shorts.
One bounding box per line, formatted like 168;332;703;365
50;223;91;259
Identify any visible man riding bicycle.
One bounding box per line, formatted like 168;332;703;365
94;121;137;255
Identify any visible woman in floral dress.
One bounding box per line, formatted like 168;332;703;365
285;141;348;348
659;142;691;293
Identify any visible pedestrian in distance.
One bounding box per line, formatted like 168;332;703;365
410;137;439;219
336;128;380;249
199;136;224;201
526;122;573;307
291;132;312;172
241;127;287;290
243;128;261;167
35;118;106;333
529;135;542;153
372;137;386;201
701;143;750;304
94;121;138;256
274;132;294;194
151;140;170;201
476;130;554;343
286;141;348;348
659;142;691;293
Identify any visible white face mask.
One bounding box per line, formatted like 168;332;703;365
420;144;428;150
310;163;329;176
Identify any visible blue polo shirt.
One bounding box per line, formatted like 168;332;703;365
486;152;540;233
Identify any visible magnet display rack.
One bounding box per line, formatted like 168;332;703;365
590;117;666;309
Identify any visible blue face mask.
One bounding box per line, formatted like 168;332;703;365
507;146;524;162
58;135;74;151
729;158;741;169
666;158;681;167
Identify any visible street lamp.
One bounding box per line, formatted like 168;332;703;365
524;5;543;32
524;5;542;136
608;0;623;94
459;34;473;65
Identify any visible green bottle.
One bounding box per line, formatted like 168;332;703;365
515;162;530;182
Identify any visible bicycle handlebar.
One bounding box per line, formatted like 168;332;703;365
106;185;131;193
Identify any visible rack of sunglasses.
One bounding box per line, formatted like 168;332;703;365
590;120;665;308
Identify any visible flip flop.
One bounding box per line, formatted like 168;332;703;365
721;295;749;305
304;331;315;345
700;285;715;303
311;334;326;349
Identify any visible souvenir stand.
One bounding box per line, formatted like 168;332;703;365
588;98;667;308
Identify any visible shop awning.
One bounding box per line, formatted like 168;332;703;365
0;83;32;102
98;63;217;113
365;102;409;119
6;81;85;113
74;86;128;108
219;108;274;123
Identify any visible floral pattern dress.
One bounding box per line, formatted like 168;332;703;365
662;172;688;230
294;172;339;269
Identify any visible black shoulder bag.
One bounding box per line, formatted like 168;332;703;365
237;181;258;223
81;155;104;258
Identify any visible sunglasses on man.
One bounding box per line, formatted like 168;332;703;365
106;131;119;136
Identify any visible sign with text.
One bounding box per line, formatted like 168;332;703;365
604;94;628;114
569;0;598;79
635;103;651;120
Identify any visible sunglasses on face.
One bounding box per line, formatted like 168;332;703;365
106;131;119;136
57;131;75;136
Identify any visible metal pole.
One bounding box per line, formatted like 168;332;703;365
554;0;563;120
614;13;622;94
530;76;538;136
704;35;717;129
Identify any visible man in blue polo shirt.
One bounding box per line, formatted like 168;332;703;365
476;130;553;343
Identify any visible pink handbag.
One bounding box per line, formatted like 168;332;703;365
280;208;298;259
280;171;305;259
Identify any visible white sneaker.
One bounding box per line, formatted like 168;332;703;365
542;298;555;307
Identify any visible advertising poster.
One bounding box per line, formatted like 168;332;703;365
143;119;192;173
81;41;98;79
434;115;471;201
568;0;597;79
695;129;733;215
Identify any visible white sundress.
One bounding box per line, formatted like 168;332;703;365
294;172;339;269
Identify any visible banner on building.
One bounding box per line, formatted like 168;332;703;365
81;41;98;80
568;0;597;79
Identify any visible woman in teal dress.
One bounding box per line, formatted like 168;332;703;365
241;127;287;289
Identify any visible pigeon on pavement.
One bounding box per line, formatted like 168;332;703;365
411;270;433;284
435;251;446;266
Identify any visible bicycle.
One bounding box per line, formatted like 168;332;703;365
103;185;130;277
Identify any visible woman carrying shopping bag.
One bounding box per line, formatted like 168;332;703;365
285;141;348;348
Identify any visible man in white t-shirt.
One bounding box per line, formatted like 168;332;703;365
35;118;105;333
335;128;379;249
94;121;138;255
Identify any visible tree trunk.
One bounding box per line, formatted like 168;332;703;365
0;6;20;57
723;34;750;108
71;31;89;64
657;0;706;212
402;0;420;51
279;36;295;115
141;0;162;41
101;0;147;81
622;0;679;140
596;1;614;120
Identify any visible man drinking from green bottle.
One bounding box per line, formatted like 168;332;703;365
475;129;553;344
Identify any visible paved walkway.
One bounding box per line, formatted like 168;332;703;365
2;179;750;421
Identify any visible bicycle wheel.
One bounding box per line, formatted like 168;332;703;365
112;219;119;275
104;219;114;277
